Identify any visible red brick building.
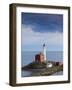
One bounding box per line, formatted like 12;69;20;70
35;52;45;63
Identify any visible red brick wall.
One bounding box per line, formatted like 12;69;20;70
35;53;44;63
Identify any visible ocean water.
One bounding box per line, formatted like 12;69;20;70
21;51;63;77
21;51;63;66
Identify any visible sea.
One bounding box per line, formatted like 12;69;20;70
21;51;63;77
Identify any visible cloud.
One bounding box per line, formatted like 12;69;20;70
21;24;63;47
22;13;63;33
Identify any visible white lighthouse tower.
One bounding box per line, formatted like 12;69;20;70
43;43;46;61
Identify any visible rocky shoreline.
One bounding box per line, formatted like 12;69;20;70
22;61;63;76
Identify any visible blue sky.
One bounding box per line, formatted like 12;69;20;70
21;13;63;51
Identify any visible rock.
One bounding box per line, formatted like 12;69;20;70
22;61;47;70
22;61;63;76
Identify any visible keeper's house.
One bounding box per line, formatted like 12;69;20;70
35;52;45;63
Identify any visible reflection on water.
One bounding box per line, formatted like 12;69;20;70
21;70;63;77
22;70;32;77
51;71;63;76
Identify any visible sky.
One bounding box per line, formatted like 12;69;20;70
21;12;63;51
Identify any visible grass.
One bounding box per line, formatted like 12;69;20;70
22;61;63;76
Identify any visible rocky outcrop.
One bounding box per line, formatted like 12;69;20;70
22;61;63;76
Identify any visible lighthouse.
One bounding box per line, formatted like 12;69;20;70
43;43;46;61
35;43;47;63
